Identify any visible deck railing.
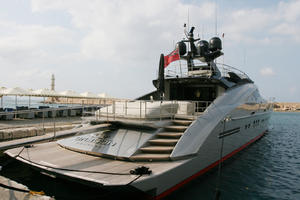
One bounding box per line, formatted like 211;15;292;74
96;100;212;120
0;100;212;142
164;62;251;80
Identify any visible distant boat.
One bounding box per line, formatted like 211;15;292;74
6;26;272;199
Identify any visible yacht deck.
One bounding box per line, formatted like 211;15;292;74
5;142;187;187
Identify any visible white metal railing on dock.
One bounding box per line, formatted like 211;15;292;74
0;105;100;141
0;105;99;120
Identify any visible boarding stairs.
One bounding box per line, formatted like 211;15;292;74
130;119;193;161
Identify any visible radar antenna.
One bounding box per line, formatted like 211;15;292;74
176;26;224;71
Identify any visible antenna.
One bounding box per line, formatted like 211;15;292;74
183;23;188;38
215;0;218;35
187;8;190;31
222;33;225;72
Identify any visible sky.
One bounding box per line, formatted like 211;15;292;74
0;0;299;102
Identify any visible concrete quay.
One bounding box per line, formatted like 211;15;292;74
0;125;75;141
0;117;82;142
273;102;300;111
0;122;111;200
0;123;111;151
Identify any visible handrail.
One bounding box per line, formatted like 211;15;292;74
164;61;251;80
96;99;212;120
216;62;251;80
0;105;99;116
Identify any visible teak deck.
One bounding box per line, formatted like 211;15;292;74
6;141;186;187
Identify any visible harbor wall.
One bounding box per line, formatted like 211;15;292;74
273;102;300;111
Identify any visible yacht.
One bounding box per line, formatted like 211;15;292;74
5;26;272;199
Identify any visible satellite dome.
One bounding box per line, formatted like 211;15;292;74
196;40;209;56
209;37;222;51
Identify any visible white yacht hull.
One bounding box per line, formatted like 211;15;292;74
133;112;271;198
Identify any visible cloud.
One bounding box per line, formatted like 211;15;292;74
222;0;300;45
260;67;275;76
30;0;216;64
27;0;300;63
270;23;300;42
0;20;77;64
0;0;299;99
15;67;51;80
278;0;300;22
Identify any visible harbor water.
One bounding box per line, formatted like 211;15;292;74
170;112;300;200
0;112;299;200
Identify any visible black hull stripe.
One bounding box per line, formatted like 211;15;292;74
219;127;240;138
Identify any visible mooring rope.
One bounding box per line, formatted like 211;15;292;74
0;182;45;196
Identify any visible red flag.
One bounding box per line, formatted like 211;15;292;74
164;48;180;68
